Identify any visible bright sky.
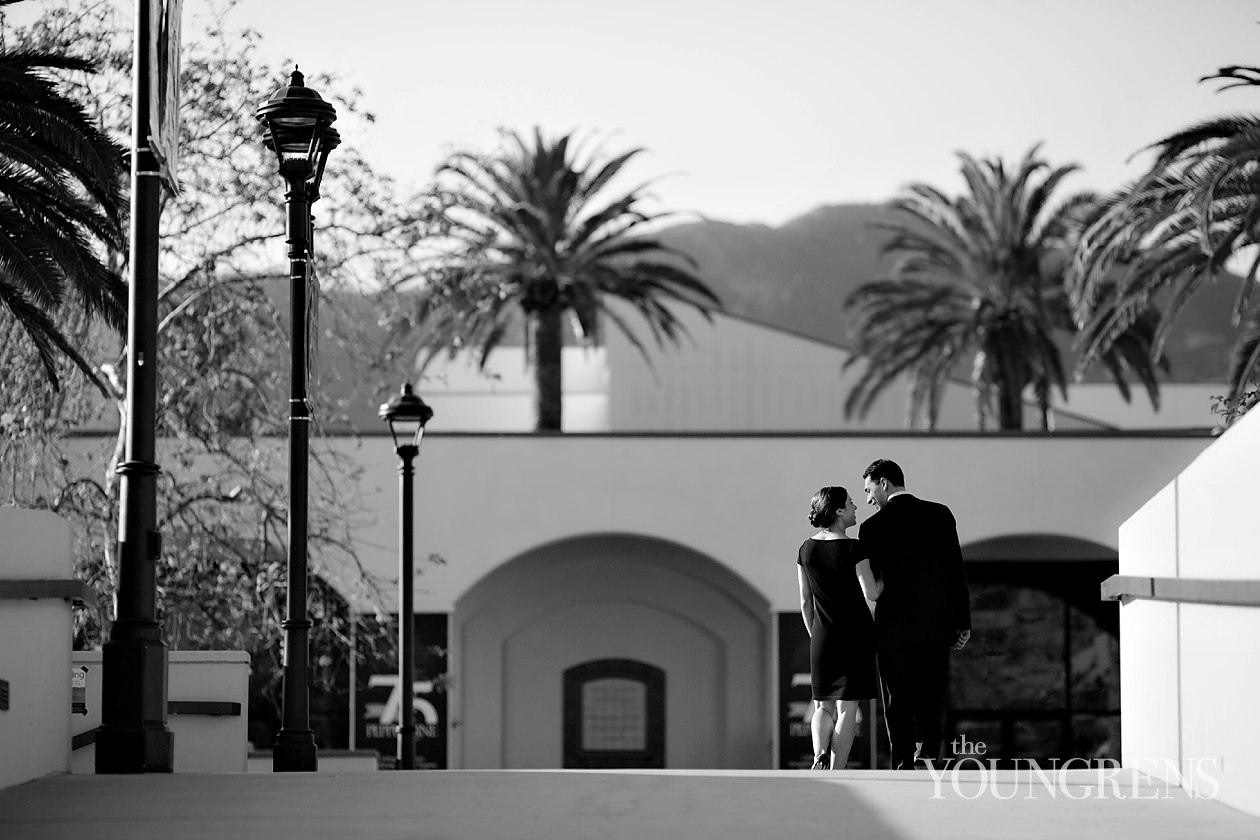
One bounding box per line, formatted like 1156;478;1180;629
31;0;1260;226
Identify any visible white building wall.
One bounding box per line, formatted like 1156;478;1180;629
0;511;75;789
605;303;1219;433
1118;406;1260;816
414;347;609;432
1047;383;1224;430
57;428;1213;616
606;305;987;431
1117;485;1181;775
342;432;1213;614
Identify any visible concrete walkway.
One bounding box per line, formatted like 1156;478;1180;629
2;769;1257;840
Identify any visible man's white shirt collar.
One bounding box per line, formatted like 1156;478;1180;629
887;490;910;501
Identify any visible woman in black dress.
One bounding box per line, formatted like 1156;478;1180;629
797;486;882;770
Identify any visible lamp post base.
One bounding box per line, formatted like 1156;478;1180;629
397;724;416;770
95;726;174;774
273;731;319;772
95;632;173;773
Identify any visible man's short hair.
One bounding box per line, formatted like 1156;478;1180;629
863;458;905;488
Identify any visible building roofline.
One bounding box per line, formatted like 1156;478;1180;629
699;306;1202;431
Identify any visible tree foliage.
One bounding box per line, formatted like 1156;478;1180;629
0;0;436;743
0;0;127;393
389;127;719;431
1210;386;1260;433
1071;65;1260;405
844;145;1166;430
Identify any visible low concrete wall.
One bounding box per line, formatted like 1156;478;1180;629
0;510;76;789
1118;406;1260;816
72;650;250;773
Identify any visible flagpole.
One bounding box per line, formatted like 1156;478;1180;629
95;0;173;774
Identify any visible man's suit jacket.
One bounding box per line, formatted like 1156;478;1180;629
858;494;971;649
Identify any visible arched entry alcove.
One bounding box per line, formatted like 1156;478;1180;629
951;533;1119;765
452;533;771;769
965;534;1118;632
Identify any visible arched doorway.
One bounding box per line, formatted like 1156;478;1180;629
453;534;771;769
949;534;1120;765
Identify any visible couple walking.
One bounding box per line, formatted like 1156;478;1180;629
796;458;972;770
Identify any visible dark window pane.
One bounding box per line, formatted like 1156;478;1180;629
952;583;1065;710
1070;605;1120;710
1071;713;1121;762
1013;718;1064;763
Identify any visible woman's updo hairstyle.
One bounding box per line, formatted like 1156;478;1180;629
808;486;849;528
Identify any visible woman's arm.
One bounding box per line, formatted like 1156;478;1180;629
856;558;882;603
798;565;815;636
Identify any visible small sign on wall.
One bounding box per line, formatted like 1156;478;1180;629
71;667;88;716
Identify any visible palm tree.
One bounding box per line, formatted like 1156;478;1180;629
408;128;719;431
1072;65;1260;406
0;35;127;393
844;145;1165;430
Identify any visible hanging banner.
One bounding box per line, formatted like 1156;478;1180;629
778;613;815;769
147;0;183;193
358;613;448;769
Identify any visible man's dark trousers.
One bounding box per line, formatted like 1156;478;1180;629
879;642;950;770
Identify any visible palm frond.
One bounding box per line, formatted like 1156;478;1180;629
0;44;127;390
849;143;1161;428
0;274;110;395
1073;92;1260;399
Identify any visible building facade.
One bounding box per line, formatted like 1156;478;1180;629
340;298;1221;769
341;430;1212;769
61;306;1222;769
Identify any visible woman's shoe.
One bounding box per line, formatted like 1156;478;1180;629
811;753;830;770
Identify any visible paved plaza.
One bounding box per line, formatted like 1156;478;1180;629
1;768;1257;840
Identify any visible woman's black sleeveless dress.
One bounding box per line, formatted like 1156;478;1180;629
797;537;877;701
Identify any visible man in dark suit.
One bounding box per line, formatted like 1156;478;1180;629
858;458;971;770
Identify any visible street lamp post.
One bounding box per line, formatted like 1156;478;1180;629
96;0;172;773
256;68;338;773
379;383;434;770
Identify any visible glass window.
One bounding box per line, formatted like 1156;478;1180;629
581;678;647;751
563;659;665;768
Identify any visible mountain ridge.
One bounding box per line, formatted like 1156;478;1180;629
659;203;1241;383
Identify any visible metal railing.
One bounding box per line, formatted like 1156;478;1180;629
1101;575;1260;607
72;701;242;751
0;578;95;606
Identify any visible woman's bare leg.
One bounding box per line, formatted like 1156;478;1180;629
831;700;860;769
811;700;836;767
